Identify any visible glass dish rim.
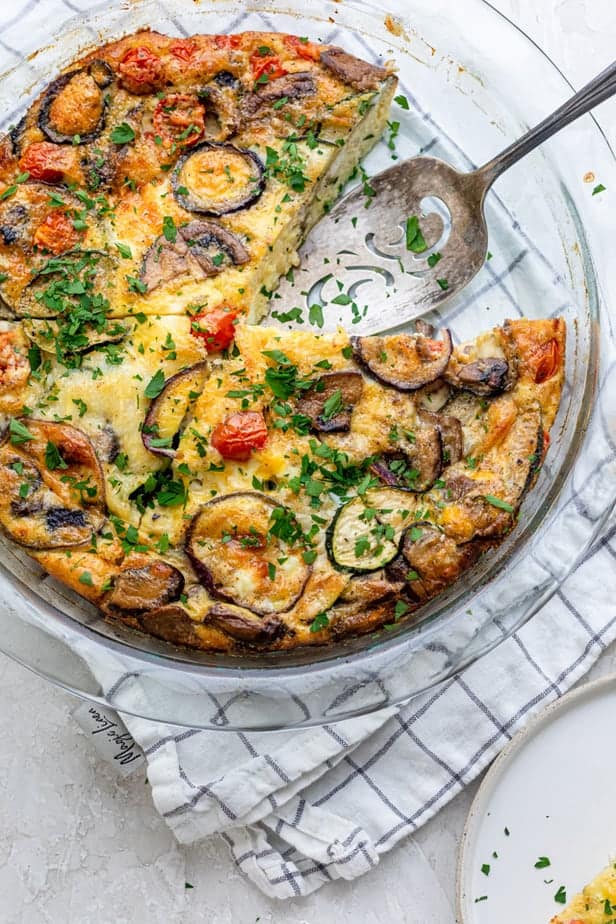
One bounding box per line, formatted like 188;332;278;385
0;0;612;720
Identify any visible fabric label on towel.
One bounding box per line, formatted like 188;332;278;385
71;701;146;777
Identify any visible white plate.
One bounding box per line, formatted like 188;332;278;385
457;673;616;923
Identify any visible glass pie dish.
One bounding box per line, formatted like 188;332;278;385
0;0;614;730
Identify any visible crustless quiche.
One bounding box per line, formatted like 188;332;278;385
0;29;566;653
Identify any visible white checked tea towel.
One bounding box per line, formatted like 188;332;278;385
3;0;616;901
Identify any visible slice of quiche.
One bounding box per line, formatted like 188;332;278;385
551;862;616;923
0;30;396;323
0;315;565;653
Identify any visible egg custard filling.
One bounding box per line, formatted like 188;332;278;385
0;30;566;653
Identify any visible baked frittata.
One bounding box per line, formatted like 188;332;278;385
0;29;566;653
550;862;616;924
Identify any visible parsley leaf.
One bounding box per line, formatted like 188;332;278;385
110;123;136;144
405;215;427;253
144;369;166;399
9;418;34;445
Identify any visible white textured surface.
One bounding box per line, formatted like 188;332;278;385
1;3;615;922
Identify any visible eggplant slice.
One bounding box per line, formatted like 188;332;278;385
327;486;422;572
104;560;184;613
0;419;105;549
395;524;485;602
135;605;202;647
38;63;113;145
206;603;285;645
140;220;249;292
172;142;265;216
371;416;442;492
419;409;464;467
142;361;208;458
295;371;363;433
351;329;452;391
185;492;311;615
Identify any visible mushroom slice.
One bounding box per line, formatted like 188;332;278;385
0;420;105;549
38;63;113;144
142;362;208;458
444;326;517;396
104;560;184;613
320;47;390;91
371;415;443;492
172;142;265;216
185;492;311;615
351;330;452;391
206;603;285;645
140;221;249;293
295;371;363;433
240;72;316;120
16;250;116;319
326;486;420;572
23;318;129;354
445;357;512;396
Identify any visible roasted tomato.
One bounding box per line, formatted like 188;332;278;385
211;411;268;461
118;46;164;94
531;338;561;384
153;93;206;148
19;141;76;184
190;305;239;353
33;211;81;254
284;35;321;61
250;50;288;83
169;38;198;61
214;35;242;50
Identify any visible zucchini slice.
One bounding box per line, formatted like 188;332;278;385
185;492;311;615
23;318;130;355
326;486;422;572
172;142;265;216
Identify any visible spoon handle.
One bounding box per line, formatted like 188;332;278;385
475;59;616;188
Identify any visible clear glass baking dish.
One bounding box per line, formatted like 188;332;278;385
0;0;614;730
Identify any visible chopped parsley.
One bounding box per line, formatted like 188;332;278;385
310;611;330;633
484;494;514;513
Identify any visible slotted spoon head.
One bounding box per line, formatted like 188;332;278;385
265;156;488;335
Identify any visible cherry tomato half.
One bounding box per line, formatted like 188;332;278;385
153;94;206;148
214;35;242;50
169;38;198;61
19;141;76;184
211;411;268;461
33;211;81;254
284;35;321;61
532;338;561;384
118;46;163;94
190;305;239;353
250;51;288;83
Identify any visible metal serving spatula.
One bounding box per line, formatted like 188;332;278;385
268;59;616;336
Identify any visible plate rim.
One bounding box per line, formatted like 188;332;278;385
455;670;616;923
